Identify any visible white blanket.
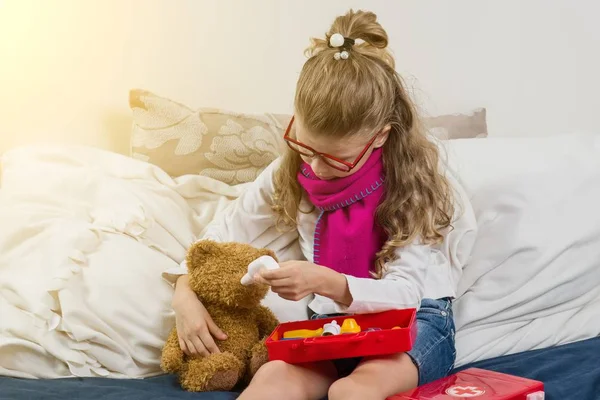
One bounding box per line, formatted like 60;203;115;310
0;144;248;378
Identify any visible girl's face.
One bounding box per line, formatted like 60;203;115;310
293;117;390;180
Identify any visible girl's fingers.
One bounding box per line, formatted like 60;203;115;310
198;330;220;355
185;339;201;356
191;336;211;357
254;272;292;286
260;268;290;280
253;274;270;285
264;277;294;288
274;289;308;302
272;285;305;296
207;318;228;341
179;338;190;356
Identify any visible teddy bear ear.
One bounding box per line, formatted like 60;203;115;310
260;248;278;262
186;240;220;270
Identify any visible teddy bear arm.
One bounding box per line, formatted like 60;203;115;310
254;305;279;339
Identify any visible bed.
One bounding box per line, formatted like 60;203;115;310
2;336;599;399
2;91;600;398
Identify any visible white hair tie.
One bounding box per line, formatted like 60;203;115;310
329;33;345;48
329;33;355;60
333;51;349;60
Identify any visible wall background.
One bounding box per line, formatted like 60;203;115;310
1;0;598;155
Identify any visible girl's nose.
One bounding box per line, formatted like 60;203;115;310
310;157;330;177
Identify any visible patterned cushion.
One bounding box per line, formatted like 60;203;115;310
129;89;289;185
129;89;487;183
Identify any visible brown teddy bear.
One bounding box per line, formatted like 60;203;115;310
161;240;280;392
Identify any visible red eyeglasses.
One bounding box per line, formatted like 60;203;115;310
283;116;379;172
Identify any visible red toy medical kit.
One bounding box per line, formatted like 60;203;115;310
265;308;417;364
390;368;544;400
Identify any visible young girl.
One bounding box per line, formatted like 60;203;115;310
170;9;477;400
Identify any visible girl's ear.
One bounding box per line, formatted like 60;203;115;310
374;125;391;148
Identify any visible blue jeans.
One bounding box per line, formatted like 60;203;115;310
310;297;456;385
406;297;456;385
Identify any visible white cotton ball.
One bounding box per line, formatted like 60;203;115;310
329;33;344;48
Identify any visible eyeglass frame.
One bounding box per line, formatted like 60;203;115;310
283;115;380;173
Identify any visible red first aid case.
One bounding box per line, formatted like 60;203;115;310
389;368;544;400
266;308;417;364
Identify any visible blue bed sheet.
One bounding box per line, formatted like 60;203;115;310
454;336;600;399
2;337;599;400
0;374;236;400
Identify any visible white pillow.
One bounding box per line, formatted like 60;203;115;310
0;145;193;378
445;134;600;367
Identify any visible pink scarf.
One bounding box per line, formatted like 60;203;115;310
297;149;387;278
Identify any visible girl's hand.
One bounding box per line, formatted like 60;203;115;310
257;261;353;305
172;275;227;357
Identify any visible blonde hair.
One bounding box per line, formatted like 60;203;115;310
272;9;454;277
